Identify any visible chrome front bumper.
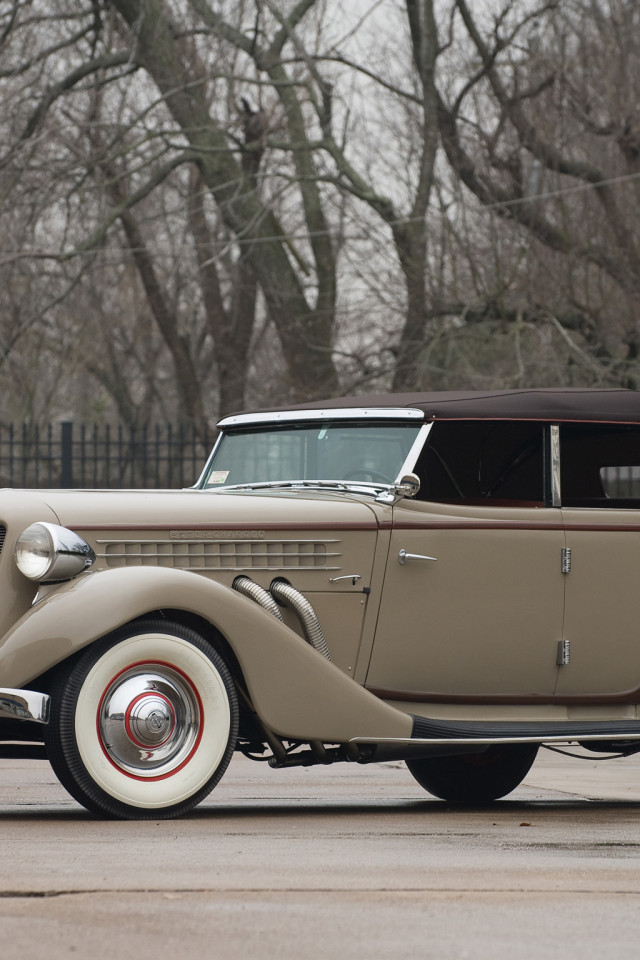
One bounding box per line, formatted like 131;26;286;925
0;689;50;724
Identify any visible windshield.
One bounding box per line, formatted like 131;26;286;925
199;421;422;489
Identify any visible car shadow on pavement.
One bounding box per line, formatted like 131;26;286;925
2;795;639;822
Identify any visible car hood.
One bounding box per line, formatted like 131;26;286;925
0;486;385;531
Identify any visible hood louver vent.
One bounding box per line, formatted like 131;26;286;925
98;537;340;571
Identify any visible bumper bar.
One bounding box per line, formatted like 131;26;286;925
0;688;50;724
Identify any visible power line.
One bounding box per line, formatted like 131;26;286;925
481;169;640;212
3;165;640;264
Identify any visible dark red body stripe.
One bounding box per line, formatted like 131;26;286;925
71;520;640;533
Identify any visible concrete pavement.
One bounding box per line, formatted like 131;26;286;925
1;750;639;958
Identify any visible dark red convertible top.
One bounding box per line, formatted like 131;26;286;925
252;388;640;423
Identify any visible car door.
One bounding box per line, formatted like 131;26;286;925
365;497;565;701
556;423;640;698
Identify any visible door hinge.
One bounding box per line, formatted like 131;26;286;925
556;639;570;666
561;547;572;574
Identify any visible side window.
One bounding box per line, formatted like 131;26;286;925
601;465;640;499
560;424;640;507
413;421;545;505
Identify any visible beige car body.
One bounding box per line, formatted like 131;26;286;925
2;388;640;817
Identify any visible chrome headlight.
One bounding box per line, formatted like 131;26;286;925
14;522;95;583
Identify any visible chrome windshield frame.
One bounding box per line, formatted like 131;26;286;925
217;407;424;428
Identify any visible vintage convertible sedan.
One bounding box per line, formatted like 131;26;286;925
2;388;640;818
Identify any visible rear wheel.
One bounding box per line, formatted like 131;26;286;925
44;619;238;819
406;743;539;803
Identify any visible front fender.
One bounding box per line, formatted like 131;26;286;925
0;567;412;743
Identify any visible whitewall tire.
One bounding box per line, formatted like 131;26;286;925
44;620;238;819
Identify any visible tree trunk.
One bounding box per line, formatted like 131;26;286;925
109;0;339;402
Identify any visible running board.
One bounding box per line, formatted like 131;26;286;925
349;715;640;761
409;715;640;743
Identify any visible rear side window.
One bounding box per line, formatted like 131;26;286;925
560;424;640;507
600;466;640;498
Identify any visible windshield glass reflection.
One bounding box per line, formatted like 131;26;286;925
201;421;422;489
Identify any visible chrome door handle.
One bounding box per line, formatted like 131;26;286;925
398;549;438;565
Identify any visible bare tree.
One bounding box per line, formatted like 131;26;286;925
3;0;640;435
107;0;340;400
435;0;640;386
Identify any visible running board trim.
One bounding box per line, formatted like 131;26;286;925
408;714;640;743
351;733;640;748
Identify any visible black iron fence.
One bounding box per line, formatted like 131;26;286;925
0;422;213;489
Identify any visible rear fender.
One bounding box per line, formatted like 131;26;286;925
0;567;411;743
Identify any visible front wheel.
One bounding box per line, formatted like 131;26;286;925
406;743;539;803
44;620;238;819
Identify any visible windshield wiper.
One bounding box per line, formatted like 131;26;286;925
212;479;389;493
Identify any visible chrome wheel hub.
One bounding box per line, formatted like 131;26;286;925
98;665;201;778
125;693;175;747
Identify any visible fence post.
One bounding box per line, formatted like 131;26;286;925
60;421;73;488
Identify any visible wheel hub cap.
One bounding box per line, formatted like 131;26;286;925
98;665;201;778
125;693;175;748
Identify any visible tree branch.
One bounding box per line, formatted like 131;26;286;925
15;51;134;146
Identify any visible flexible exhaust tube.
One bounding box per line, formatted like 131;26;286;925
233;575;284;621
270;579;332;661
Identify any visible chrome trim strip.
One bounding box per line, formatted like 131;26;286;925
0;689;50;724
396;422;432;477
550;424;561;507
98;550;341;557
102;564;341;572
194;432;223;489
217;407;425;427
351;732;640;747
96;538;342;545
